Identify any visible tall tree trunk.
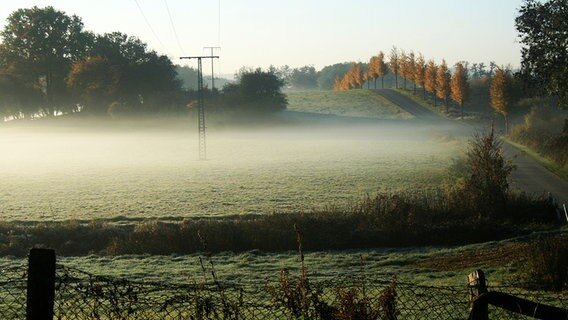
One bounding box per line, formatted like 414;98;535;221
374;78;377;89
504;114;509;134
381;76;384;89
461;102;464;120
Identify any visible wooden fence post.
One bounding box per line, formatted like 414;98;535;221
27;248;56;320
468;269;488;320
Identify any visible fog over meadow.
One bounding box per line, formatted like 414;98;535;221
0;118;470;222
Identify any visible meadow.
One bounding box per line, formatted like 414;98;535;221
286;89;412;120
0;120;462;223
0;91;560;296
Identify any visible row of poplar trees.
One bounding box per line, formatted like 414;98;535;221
334;46;512;125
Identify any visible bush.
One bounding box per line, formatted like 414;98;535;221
509;105;568;169
447;129;515;220
523;234;568;291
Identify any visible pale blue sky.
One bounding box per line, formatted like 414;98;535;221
0;0;523;76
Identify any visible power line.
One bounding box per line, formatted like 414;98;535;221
180;55;220;161
203;47;220;91
133;0;168;52
164;0;184;55
218;0;221;47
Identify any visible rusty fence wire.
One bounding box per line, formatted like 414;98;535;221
0;262;566;319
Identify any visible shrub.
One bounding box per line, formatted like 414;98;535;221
447;129;515;220
523;234;568;291
509;105;568;169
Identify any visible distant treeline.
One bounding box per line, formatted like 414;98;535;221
0;6;288;121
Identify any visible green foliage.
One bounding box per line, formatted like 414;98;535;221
509;105;568;170
516;0;568;107
316;63;353;89
208;68;287;119
0;6;92;116
289;65;318;89
71;32;183;115
0;8;184;118
0;74;42;119
448;129;515;220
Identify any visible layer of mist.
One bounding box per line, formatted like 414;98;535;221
0;117;470;222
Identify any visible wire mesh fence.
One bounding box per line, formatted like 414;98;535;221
0;263;27;320
0;261;566;319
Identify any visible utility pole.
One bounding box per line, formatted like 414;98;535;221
180;55;219;160
203;47;221;92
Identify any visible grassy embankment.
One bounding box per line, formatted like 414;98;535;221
286;89;412;120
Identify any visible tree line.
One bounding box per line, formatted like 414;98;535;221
0;6;290;121
0;6;186;119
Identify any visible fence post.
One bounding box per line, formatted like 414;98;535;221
468;269;488;320
27;248;56;320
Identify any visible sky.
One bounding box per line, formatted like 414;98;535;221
0;0;524;77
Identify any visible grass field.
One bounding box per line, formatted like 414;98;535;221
1;89;521;293
0;122;462;222
286;89;412;120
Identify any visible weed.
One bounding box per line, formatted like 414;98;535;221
523;234;568;291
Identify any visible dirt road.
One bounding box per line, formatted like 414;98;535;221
375;88;568;209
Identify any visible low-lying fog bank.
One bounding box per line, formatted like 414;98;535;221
0;116;474;222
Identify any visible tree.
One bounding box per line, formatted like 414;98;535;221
451;62;470;119
399;49;408;89
490;67;513;133
414;53;426;98
376;51;388;89
435;59;451;109
388;46;399;88
68;31;182;115
289;66;318;89
0;74;42;119
66;56;114;114
236;68;287;113
406;51;416;93
459;128;515;219
0;6;93;116
91;32;148;64
348;63;364;89
424;60;437;105
368;56;380;89
317;63;352;89
516;0;568;107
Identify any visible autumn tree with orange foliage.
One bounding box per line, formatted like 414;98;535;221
367;56;379;89
490;67;512;133
450;62;469;119
376;51;388;89
414;53;426;98
333;63;364;91
389;46;399;89
424;60;437;105
399;49;408;89
435;59;451;109
406;51;416;93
